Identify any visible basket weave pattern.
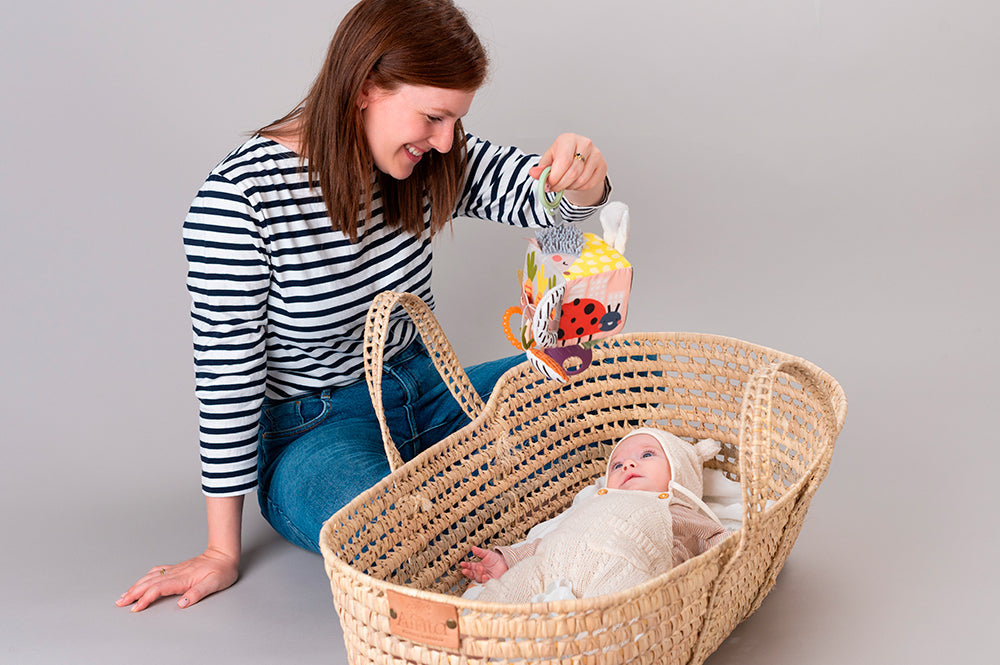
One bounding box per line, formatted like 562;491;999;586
320;292;847;664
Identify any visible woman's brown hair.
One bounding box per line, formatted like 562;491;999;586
261;0;489;241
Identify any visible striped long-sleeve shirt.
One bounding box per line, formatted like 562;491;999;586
182;134;608;496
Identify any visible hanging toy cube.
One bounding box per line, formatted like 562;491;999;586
503;201;632;382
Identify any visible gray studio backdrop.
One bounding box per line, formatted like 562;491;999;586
2;1;996;664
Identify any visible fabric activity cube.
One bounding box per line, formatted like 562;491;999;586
503;203;633;381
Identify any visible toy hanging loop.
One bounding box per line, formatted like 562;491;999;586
537;166;565;213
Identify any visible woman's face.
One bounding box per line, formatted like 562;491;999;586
359;83;476;180
606;434;672;492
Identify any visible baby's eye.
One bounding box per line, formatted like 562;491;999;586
641;451;655;458
611;462;622;470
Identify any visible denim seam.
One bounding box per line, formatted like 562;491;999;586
381;362;420;447
264;494;317;552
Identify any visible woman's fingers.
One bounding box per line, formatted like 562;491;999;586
117;567;190;612
116;566;165;606
129;582;172;612
529;134;607;204
549;136;595;191
177;571;228;609
116;551;239;612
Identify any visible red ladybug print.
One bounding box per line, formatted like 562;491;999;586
558;299;623;341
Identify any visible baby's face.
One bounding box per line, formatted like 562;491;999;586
606;434;672;492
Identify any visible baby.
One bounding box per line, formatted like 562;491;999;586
460;427;730;603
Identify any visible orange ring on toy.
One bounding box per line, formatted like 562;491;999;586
502;306;525;350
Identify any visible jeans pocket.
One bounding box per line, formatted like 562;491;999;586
260;395;330;441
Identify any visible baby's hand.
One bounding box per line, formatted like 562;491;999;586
459;545;509;583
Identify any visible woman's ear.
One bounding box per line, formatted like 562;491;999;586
358;79;374;110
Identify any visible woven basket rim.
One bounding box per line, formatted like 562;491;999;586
320;329;846;614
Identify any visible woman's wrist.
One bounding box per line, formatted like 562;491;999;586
205;495;245;565
564;176;611;208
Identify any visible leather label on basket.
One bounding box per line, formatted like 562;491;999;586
386;589;460;650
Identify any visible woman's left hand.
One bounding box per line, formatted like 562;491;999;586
528;133;608;207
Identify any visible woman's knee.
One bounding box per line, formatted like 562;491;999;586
466;354;523;395
259;430;392;550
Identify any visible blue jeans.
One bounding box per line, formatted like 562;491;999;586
256;340;522;553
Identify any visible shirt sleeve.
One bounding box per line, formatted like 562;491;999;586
496;539;541;568
182;173;270;497
455;133;611;229
669;504;733;565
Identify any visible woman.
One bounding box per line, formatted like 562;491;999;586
117;0;609;612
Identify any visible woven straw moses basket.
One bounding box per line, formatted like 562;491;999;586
320;291;847;665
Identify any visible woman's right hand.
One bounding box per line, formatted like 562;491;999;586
116;548;239;612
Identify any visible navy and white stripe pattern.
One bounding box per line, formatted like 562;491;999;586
183;134;606;496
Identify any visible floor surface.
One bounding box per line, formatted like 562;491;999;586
4;350;995;664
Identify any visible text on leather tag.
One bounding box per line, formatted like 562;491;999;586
386;589;460;650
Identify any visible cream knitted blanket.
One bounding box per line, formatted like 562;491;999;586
475;489;674;603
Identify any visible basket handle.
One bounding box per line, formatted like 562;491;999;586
363;291;486;471
690;358;844;663
738;358;843;533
